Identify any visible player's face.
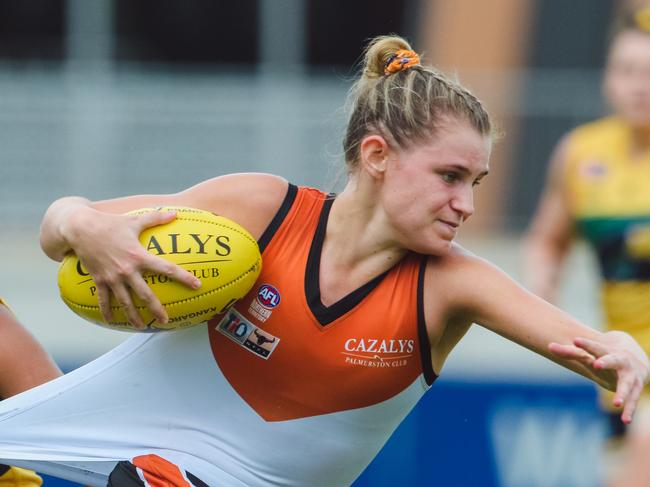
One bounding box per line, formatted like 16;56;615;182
604;30;650;127
381;117;491;255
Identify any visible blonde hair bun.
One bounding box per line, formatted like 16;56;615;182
362;35;414;79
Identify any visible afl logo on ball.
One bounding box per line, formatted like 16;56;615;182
257;284;281;309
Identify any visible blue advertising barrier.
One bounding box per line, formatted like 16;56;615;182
353;379;604;487
37;378;604;487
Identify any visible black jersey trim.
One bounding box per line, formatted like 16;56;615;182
0;464;10;477
305;196;390;326
417;256;437;386
257;183;298;253
107;461;145;486
186;471;210;487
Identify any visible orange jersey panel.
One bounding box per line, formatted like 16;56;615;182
209;185;435;422
132;455;192;487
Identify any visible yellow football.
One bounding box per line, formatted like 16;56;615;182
57;207;262;332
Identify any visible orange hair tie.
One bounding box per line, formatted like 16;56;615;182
384;49;420;75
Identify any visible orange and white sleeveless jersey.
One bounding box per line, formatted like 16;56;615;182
0;185;436;487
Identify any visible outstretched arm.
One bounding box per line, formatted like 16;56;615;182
443;252;649;424
39;173;289;328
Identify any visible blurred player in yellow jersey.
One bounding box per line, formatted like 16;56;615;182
524;5;650;486
0;298;61;486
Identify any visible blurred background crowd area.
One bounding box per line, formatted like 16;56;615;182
0;1;645;485
1;0;646;230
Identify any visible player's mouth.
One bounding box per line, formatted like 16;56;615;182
439;219;460;229
437;219;460;238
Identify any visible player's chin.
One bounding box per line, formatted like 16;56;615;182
434;239;454;255
410;236;453;256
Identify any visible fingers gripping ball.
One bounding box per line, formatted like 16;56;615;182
58;207;262;332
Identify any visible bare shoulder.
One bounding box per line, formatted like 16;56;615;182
423;242;512;312
181;172;288;206
183;173;290;240
425;242;490;278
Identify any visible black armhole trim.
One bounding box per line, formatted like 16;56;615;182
417;255;437;386
0;464;10;477
257;183;298;253
305;196;389;326
107;461;145;487
186;471;210;487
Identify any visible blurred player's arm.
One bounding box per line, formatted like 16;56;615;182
0;299;61;486
0;300;61;399
523;135;574;302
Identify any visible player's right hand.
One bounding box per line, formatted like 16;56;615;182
62;207;201;328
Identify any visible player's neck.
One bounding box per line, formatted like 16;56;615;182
328;181;407;267
315;191;406;306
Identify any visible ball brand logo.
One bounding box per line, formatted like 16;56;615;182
145;233;231;256
76;261;90;277
58;207;262;332
257;284;281;309
75;258;221;283
73;233;233;284
168;306;219;324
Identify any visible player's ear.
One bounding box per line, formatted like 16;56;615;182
359;135;389;179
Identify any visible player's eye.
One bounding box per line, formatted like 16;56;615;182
441;172;458;184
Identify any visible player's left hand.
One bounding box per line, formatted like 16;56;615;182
548;330;649;424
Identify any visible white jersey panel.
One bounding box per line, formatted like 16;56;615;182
0;325;428;486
